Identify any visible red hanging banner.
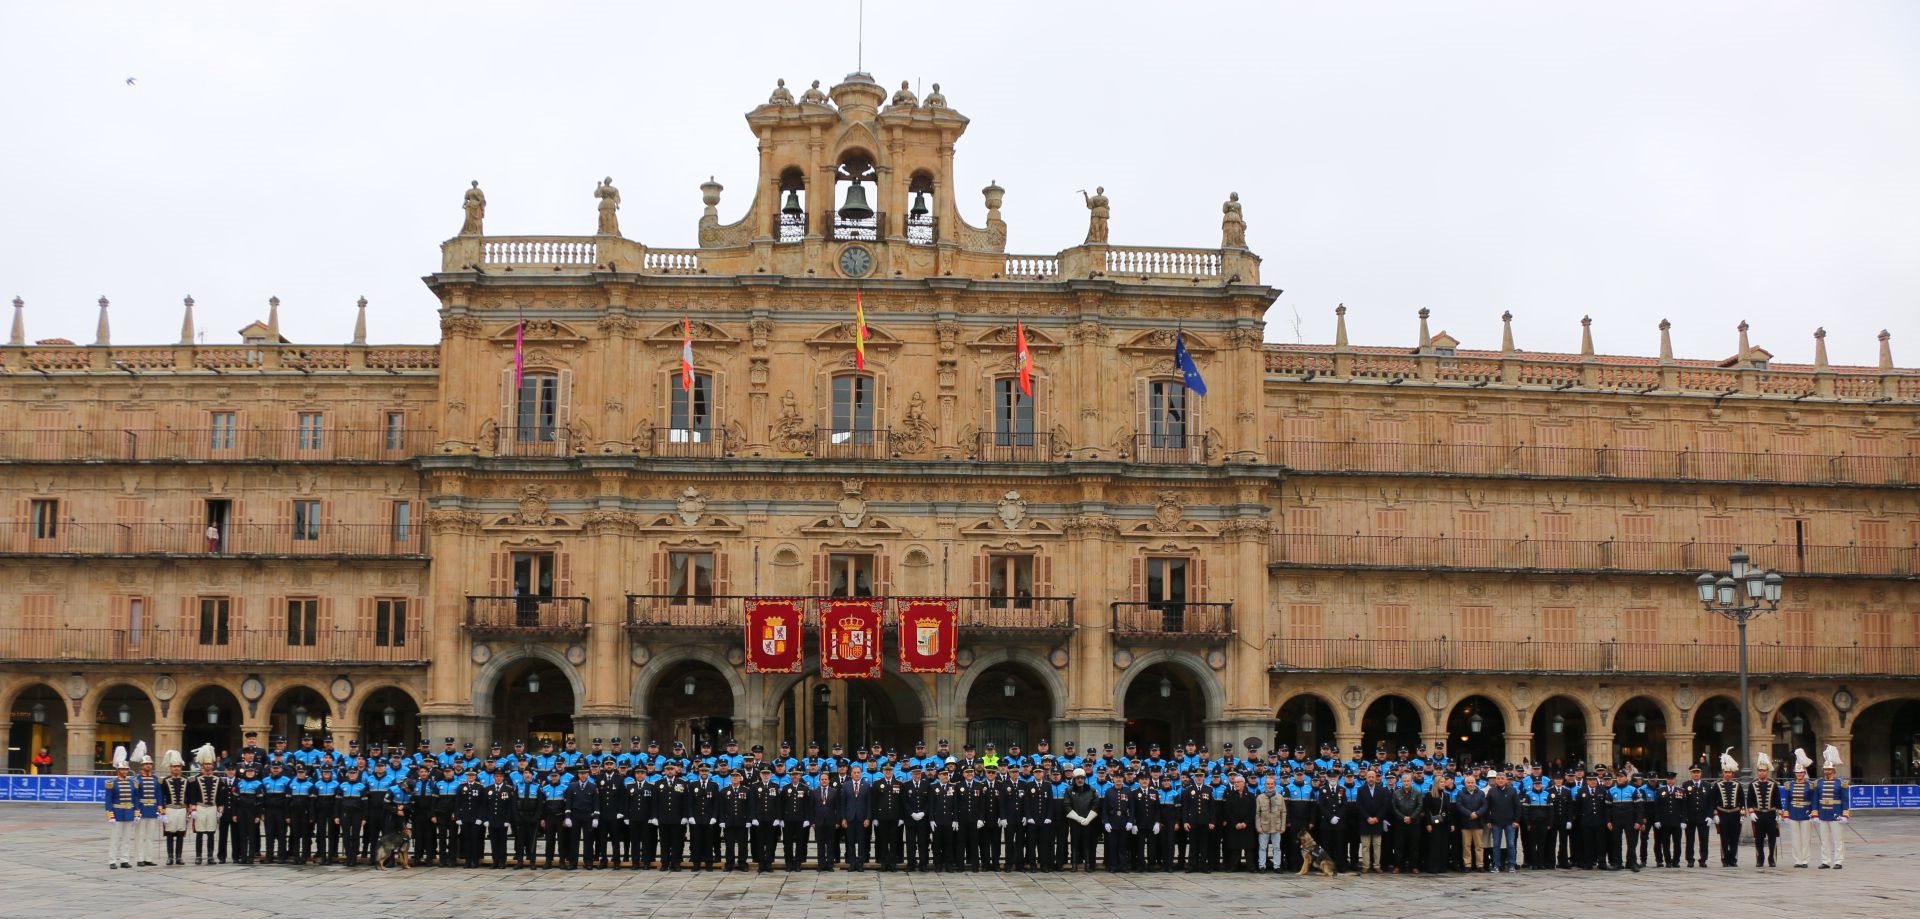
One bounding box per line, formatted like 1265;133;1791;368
744;598;804;673
897;598;958;674
821;599;883;679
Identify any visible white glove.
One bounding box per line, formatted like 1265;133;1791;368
1566;822;1573;830
564;817;573;828
773;819;782;827
1654;822;1661;829
929;820;937;829
615;813;624;821
1332;817;1341;825
951;821;960;831
1104;823;1113;832
1127;823;1138;834
1839;816;1849;823
1025;818;1035;825
710;818;718;825
683;817;694;826
998;819;1007;828
648;818;658;826
803;820;811;828
592;818;599;828
1152;822;1161;834
976;819;985;829
1044;818;1052;825
897;819;904;826
911;812;925;821
456;819;463;826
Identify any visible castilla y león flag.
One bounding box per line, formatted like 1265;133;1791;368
821;599;883;679
745;598;803;673
897;598;957;674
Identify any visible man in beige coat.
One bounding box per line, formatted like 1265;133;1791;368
1254;775;1288;872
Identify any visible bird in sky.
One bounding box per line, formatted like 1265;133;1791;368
125;77;137;86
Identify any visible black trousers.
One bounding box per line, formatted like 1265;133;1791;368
1655;822;1680;865
1752;812;1778;864
489;820;510;866
846;821;871;867
1525;810;1554;867
814;820;838;869
722;823;749;868
1716;812;1743;865
1684;817;1710;865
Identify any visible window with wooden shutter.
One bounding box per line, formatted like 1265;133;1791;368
1775;431;1812;481
826;553;875;597
1615;425;1651;476
1288;602;1324;639
196;597;232;646
374;597;408;647
1374;507;1408;565
1374;603;1410;668
1283;506;1324;564
1619;514;1654;568
1620;608;1657;670
1540;512;1571;567
1034;553;1053;597
649;550;670;596
1457;510;1490;566
1534;423;1569;475
1459;604;1494;668
713;551;732;595
1452;419;1489;472
29;498;59;540
1862;610;1893;673
968;554;990;598
986;555;1035;609
1541;607;1575;643
810;554;831;597
669;551;716;602
1860;519;1890;574
1369;418;1404;469
286;597;320;647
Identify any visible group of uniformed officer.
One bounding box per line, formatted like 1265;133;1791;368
107;732;1856;875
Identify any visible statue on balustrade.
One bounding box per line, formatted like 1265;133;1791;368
768;78;795;105
595;177;622;236
801;80;830;105
460;181;486;236
1081;186;1110;244
1221;191;1246;248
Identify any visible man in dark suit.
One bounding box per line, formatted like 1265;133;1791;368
1353;769;1392;873
842;768;875;870
810;776;843;871
1219;773;1257;871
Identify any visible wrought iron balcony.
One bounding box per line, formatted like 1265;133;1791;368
832;210;883;242
813;427;892;460
972;431;1060;463
1265;439;1920;487
0;628;425;664
1111;601;1233;640
1267;533;1918;577
491;427;573;457
1267;637;1920;679
0;427;435;463
464;595;590;638
647;427;729;458
0;522;427;558
626;594;751;635
1130;433;1210;465
905;213;937;246
621;595;1076;640
954;596;1075;639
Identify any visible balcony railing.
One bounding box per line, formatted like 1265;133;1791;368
1268;637;1920;679
1111;601;1233;640
905;214;937;246
492;427;572;457
0;522;427;558
623;595;1076;638
1268;533;1919;577
831;211;883;242
955;596;1075;637
0;427;435;463
465;596;590;637
814;427;891;460
1265;440;1920;487
626;594;752;633
648;427;728;458
973;431;1060;463
1131;433;1210;465
0;628;425;664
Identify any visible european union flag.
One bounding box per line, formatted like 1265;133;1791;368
1174;330;1207;395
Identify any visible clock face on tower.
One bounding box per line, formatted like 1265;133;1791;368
838;245;874;279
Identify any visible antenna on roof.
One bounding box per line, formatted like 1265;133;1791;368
857;0;864;71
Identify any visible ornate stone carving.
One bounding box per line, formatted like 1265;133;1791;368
1071;321;1107;345
1511;684;1532;711
1221;191;1246;248
1204;428;1224;462
595;177;621;236
1149;490;1185;532
1080;186;1109;244
460;181;485;236
440;314;482;336
676;487;708;527
583;509;640;535
1426;683;1447;711
837;479;868;528
771;389;811;453
801;80;829;105
596;314;636;335
510;484;554;526
1673;685;1696;712
1220;517;1272;538
425;508;482;534
890;80;918;107
767;78;795;105
1226;327;1262;348
564;416;593;453
1062;514;1121;538
890;392;936;454
924;82;947;108
996;491;1028;530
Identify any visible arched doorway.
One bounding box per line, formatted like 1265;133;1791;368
965;663;1052;754
648;661;736;754
1612;697;1668;774
1122;664;1206;753
493;660;575;747
1849;698;1920;782
1273;694;1337;757
182;685;242;761
844;673;925;755
1361;694;1420;759
359;688;420;752
269;686;331;745
1691;696;1739;772
1446;695;1506;767
1531;696;1587;771
6;683;67;773
1770;699;1820;769
94;684;156;771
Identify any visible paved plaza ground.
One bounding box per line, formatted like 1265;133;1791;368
1;804;1914;918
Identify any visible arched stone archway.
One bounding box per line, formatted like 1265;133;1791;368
1117;652;1223;753
1446;695;1507;767
1361;693;1422;760
357;686;421;752
477;651;583;748
1850;697;1920;782
1612;696;1669;773
963;659;1057;755
181;684;243;761
1532;695;1591;771
1770;698;1823;769
91;683;157;771
1691;695;1741;772
633;645;750;742
5;682;68;773
646;660;737;754
268;685;332;746
1274;693;1338;759
766;656;939;758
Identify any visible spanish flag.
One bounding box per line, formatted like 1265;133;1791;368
1015;320;1033;399
680;316;695;392
853;289;869;371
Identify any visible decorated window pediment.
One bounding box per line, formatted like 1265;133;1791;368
489;318;588;344
644;319;738;346
1117;328;1214;353
968;324;1062;351
804;321;901;350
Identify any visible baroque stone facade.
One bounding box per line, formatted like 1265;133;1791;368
3;72;1917;781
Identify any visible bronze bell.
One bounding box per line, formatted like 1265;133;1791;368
909;191;929;219
838;180;874;220
782;190;803;216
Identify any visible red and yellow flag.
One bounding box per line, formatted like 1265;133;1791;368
680;316;695;392
853;289;868;371
1015;320;1034;398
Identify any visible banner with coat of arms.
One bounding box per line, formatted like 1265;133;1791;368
897;598;957;674
821;599;883;679
744;598;804;673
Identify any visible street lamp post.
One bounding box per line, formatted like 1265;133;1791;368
1693;547;1784;776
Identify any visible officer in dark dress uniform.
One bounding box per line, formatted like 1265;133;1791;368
1682;765;1714;867
1712;758;1746;867
1750;759;1780;868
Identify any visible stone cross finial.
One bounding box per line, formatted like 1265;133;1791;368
1416;308;1431;352
1658;319;1673;362
1736;320;1751;363
353;296;368;346
9;296;23;347
1500;311;1514;354
1879;329;1893;370
1580;315;1594;357
1812;327;1828;370
93;296;111;347
1334;304;1349;348
180;296;196;346
267;296;282;341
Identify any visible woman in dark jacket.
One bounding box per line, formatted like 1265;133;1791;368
1422;778;1452;874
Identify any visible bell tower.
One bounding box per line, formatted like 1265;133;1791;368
696;73;1006;280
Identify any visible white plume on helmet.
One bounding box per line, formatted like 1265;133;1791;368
112;745;129;769
163;749;184;768
1718;747;1739;773
1754;751;1772;772
1822;744;1843;770
192;743;217;766
132;741;149;765
1793;748;1813;773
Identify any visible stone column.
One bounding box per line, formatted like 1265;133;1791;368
68;721;99;774
1505;731;1532;766
328;723;360;754
1336;731;1365;768
1666;733;1695;775
152;721;185;764
1587;733;1614;770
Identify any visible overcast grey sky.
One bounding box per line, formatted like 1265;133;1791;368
4;1;1917;367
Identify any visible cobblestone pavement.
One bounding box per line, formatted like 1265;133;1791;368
2;805;1914;918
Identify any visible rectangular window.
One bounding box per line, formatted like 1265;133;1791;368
830;375;875;442
390;501;412;544
987;555;1035;608
210;412;237;450
375;598;408;647
1457;509;1490;566
1145;557;1190;632
384;412;407;451
1287;602;1324;638
1373;603;1410;667
668;551;716;602
297;412;325;450
511;552;556;628
1460;606;1493;642
670;374;712;440
127;597;145;648
1541;607;1575;643
198;597;231;646
29;498;59;539
1620;514;1654;568
286;598;319;647
1860;519;1890;574
292;500;321;541
828;553;875;597
992;378;1036;446
516;374;560;442
1147;380;1189;446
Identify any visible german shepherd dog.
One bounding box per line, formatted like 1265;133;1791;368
373;824;413;871
1296;830;1339;877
